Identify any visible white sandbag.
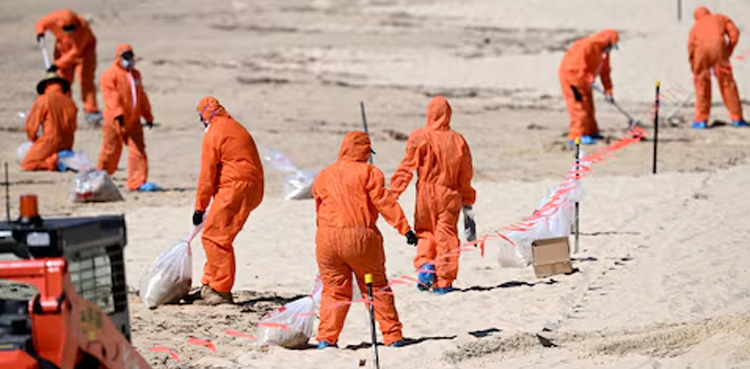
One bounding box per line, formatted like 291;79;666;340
71;170;123;203
257;296;315;349
16;142;32;163
139;225;201;309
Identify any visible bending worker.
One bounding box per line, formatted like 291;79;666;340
21;72;77;172
689;6;746;129
191;97;264;306
35;9;101;124
558;29;620;144
314;132;417;349
389;96;476;295
96;44;160;192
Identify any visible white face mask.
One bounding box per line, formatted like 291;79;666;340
120;58;133;69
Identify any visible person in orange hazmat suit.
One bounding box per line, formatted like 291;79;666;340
558;29;619;144
21;72;77;172
689;6;746;129
35;9;101;123
191;96;265;306
314;131;417;349
388;96;476;295
96;44;160;192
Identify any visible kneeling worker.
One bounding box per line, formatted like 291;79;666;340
191;97;264;305
21;72;77;171
314;132;417;349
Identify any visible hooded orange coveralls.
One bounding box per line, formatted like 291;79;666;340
195;97;264;293
689;7;743;123
35;9;99;114
389;96;476;289
559;29;619;140
96;44;154;190
314;132;411;346
21;82;77;171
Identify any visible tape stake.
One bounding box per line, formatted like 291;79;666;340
150;345;180;362
187;337;218;353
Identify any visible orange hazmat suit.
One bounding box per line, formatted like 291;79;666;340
194;97;264;293
35;9;99;114
314;132;411;346
389;96;476;289
689;6;743;123
96;44;154;190
21;78;77;171
559;29;619;140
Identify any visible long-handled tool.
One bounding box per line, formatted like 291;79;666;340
360;101;373;164
364;273;380;369
39;36;52;70
591;84;642;129
574;138;580;254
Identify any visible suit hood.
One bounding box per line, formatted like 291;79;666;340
694;6;710;20
197;96;228;125
591;29;619;49
338;131;371;162
426;95;452;130
114;43;134;69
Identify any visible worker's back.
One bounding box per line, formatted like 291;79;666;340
205;114;264;186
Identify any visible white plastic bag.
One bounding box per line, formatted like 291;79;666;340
262;147;316;200
256;296;316;349
139;226;201;309
16;142;32;163
495;168;584;268
71;170;123;203
60;150;92;172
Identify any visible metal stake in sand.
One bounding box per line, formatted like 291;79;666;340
4;162;10;222
653;82;661;174
573;137;581;254
364;273;380;369
360;101;373;164
38;37;51;70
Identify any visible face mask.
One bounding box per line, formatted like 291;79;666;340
120;58;133;69
62;25;75;34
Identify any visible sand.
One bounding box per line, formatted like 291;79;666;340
1;0;750;368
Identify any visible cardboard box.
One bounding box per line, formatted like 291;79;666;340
532;237;572;278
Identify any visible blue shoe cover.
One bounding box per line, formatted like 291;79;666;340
317;341;338;350
433;286;454;295
417;264;435;291
136;182;162;192
732;119;748;127
692;121;708;129
568;135;596;145
388;340;406;347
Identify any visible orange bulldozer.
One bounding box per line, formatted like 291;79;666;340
0;194;151;368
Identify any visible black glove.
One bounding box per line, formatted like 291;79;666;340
145;121;154;129
192;210;205;226
47;64;58;73
115;115;124;126
405;230;418;246
36;33;44;42
570;85;583;102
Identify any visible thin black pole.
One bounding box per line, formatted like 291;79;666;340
365;273;380;369
653;82;661;174
573;137;581;254
677;0;682;22
4;162;10;222
360;101;373;164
